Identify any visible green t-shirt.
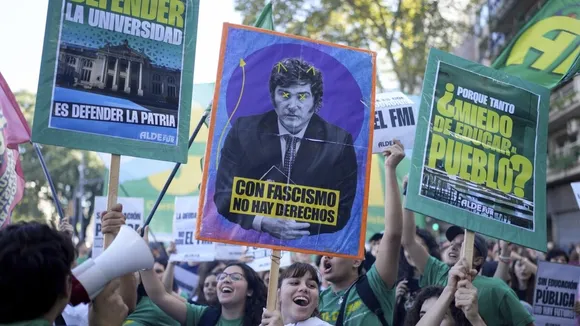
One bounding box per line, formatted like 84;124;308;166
0;320;51;326
420;256;534;326
185;303;243;326
123;297;180;326
319;265;395;325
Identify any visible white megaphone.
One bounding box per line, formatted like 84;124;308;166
70;225;154;305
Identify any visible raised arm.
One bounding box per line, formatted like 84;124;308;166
493;240;511;282
375;140;405;288
139;227;188;324
401;176;430;274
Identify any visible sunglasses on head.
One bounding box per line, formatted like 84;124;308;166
216;272;245;282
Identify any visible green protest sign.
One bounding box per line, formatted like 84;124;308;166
407;48;550;251
32;0;200;163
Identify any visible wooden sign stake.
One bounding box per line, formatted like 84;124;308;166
103;154;121;249
461;229;475;271
266;249;282;310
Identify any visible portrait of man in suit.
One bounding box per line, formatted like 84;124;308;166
214;57;358;240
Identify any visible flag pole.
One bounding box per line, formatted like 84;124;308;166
33;143;65;221
142;111;209;228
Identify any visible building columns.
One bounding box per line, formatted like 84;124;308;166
124;60;132;93
138;62;143;96
100;55;107;89
112;58;119;91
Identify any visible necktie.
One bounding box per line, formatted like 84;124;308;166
283;134;298;177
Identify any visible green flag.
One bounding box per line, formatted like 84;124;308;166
203;2;274;127
491;0;580;89
253;2;274;31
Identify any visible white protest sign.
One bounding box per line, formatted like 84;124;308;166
92;196;144;258
372;91;417;153
533;260;580;326
215;243;244;261
174;264;199;298
245;247;292;272
170;196;215;262
570;182;580;209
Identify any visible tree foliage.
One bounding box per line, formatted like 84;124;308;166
13;90;104;240
235;0;476;94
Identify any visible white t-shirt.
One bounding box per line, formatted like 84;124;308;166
285;316;331;326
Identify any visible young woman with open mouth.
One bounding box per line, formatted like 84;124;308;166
138;226;267;326
260;262;331;326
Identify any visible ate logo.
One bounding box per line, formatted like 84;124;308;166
506;15;580;75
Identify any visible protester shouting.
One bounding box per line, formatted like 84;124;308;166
138;226;267;326
318;140;405;325
261;262;331;326
402;195;535;325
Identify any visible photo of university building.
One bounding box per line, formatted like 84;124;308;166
55;40;181;111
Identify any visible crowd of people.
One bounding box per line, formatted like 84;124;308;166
2;141;580;326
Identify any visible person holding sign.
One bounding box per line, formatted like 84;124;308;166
214;57;358;239
402;199;535;325
260;262;331;326
138;227;267;326
404;258;486;326
317;140;405;325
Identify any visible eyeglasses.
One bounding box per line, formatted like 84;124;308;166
216;272;245;282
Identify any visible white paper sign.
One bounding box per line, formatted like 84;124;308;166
533;260;580;326
570;182;580;209
372;91;417;153
92;196;144;258
174;264;199;298
171;196;215;262
245;247;292;272
215;243;244;261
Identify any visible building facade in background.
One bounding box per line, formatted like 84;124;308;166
455;0;579;249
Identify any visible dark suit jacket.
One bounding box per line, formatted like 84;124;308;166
214;110;358;235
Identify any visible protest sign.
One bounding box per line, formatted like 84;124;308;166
171;196;214;262
92;196;144;257
32;0;200;163
570;182;580;209
215;243;244;261
245;247;292;273
174;264;199;299
533;261;580;326
406;48;550;251
197;23;376;259
373;91;417;153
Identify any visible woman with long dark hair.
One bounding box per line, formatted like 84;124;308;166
509;249;537;305
260;262;330;325
138;227;267;326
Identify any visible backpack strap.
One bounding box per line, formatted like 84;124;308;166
335;277;359;326
355;276;389;326
199;306;221;325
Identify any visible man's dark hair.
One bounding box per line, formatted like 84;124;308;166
546;248;569;263
404;286;468;326
269;57;324;110
0;222;75;323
